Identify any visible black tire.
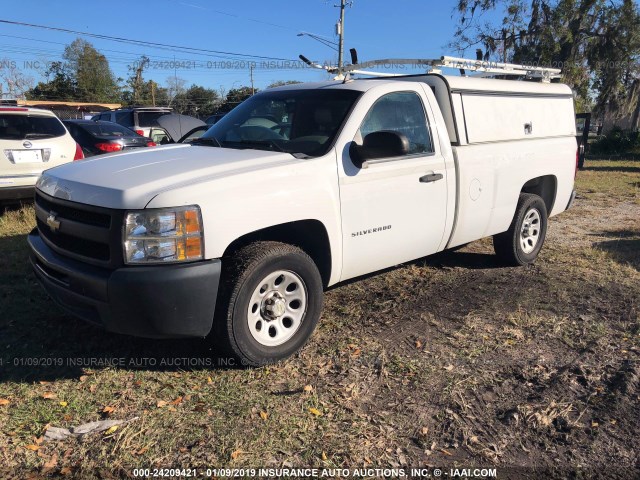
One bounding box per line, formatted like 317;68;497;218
493;193;548;266
213;241;323;367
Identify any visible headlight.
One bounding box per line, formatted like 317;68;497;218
123;206;204;264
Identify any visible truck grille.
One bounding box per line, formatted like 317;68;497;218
35;191;124;268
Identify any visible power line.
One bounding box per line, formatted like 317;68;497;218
0;19;299;63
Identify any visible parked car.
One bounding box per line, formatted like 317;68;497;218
147;114;207;144
63;120;156;157
92;107;172;137
205;113;227;125
1;107;82;202
29;63;577;366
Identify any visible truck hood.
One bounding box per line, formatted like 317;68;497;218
37;144;298;209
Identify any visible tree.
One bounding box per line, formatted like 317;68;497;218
0;58;34;99
451;0;640;115
172;85;221;117
63;38;120;102
123;55;149;105
24;38;120;103
222;86;256;112
166;76;186;103
25;61;76;101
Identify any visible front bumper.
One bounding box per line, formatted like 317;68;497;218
0;185;35;202
28;228;221;338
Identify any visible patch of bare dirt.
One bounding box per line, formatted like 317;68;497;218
310;192;640;478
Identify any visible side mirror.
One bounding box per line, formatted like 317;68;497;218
351;130;410;168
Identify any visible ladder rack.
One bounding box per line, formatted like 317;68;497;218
300;55;562;83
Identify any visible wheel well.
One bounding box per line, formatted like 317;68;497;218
222;220;332;287
521;175;557;214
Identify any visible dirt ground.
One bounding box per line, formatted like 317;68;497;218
0;159;638;479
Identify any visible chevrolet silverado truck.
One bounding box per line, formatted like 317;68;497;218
28;68;577;366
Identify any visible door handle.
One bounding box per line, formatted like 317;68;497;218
419;173;443;183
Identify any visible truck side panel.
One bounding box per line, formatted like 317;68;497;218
446;136;576;249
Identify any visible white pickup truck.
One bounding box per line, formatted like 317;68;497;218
28;70;577;366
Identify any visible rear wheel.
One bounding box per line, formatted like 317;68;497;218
213;241;323;366
493;193;548;266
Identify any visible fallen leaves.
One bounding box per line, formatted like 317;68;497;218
259;411;268;420
43;453;58;471
102;406;116;415
230;450;242;460
347;343;361;357
104;425;119;436
309;407;323;417
0;398;10;406
59;401;68;407
157;397;184;409
41;392;57;400
303;385;313;393
24;444;40;451
135;446;149;455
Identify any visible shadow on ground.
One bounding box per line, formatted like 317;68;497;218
0;233;226;383
582;165;640;173
593;229;640;270
0;236;506;383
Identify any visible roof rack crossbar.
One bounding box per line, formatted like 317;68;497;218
336;56;562;82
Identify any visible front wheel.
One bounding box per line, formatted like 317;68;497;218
213;241;323;366
493;193;548;266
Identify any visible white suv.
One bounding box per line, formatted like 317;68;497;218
0;107;82;202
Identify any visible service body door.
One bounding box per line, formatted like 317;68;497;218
337;84;449;281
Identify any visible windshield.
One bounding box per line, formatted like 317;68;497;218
201;89;362;157
0;114;66;140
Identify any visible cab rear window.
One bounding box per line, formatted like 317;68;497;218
0;114;66;140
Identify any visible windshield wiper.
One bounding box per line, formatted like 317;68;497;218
233;139;286;153
191;136;222;147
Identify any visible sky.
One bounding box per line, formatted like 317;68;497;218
0;0;502;95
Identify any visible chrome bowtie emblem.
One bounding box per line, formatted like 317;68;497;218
46;212;61;233
23;141;32;148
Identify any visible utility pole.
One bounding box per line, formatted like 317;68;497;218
250;63;255;95
336;0;348;69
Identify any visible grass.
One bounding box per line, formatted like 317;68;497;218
0;159;639;477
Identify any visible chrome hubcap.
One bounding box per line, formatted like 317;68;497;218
520;208;541;254
247;270;307;347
